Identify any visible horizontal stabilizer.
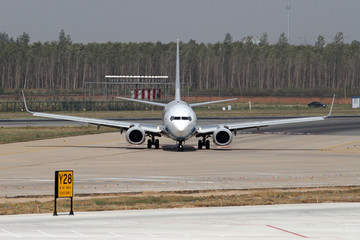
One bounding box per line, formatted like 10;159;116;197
116;96;167;107
190;98;238;107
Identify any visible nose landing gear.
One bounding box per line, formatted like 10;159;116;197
177;140;184;152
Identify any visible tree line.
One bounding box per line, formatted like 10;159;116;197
1;30;360;97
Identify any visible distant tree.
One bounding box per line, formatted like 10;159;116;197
241;35;254;44
259;32;269;45
16;32;30;45
0;32;13;44
333;32;344;45
58;29;72;46
351;40;360;46
315;35;325;47
277;32;288;45
223;33;233;44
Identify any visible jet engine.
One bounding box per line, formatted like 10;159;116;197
213;127;233;146
126;126;146;145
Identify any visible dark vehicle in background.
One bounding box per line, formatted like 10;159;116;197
308;102;328;108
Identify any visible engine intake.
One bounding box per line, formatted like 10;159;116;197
126;126;145;145
213;127;233;146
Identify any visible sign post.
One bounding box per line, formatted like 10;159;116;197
54;170;74;216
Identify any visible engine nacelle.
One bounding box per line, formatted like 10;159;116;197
213;127;233;146
126;126;146;145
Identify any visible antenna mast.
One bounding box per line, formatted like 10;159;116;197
286;0;291;44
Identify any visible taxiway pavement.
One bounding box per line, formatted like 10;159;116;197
1;127;359;197
1;203;360;239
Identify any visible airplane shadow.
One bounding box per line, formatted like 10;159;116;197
30;145;318;152
162;145;197;152
212;148;319;152
31;144;195;152
29;145;147;150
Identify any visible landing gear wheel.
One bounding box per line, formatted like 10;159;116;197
155;139;160;149
198;140;203;150
147;139;152;149
205;140;210;149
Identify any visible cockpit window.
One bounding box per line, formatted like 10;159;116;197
170;116;181;121
170;116;192;121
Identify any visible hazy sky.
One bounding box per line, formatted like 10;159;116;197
1;0;359;45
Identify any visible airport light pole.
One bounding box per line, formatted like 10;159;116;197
286;0;291;44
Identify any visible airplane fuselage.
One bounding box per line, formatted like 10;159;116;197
162;100;197;141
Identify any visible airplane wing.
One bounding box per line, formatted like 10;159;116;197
197;95;335;135
196;116;325;135
22;91;162;134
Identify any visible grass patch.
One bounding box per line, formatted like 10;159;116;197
0;126;114;144
1;187;359;215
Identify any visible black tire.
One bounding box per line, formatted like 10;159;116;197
198;140;203;150
205;140;210;149
155;139;160;149
147;139;152;149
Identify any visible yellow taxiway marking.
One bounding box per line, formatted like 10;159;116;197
321;140;360;154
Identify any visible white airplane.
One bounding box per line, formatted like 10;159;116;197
22;39;334;152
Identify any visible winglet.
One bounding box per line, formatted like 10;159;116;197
21;90;33;113
325;94;335;118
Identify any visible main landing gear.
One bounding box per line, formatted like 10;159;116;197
147;136;159;149
198;136;210;150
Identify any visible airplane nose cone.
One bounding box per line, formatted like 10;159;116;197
175;122;187;131
174;121;189;137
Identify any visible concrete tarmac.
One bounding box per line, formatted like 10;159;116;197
1;203;360;239
1;130;359;197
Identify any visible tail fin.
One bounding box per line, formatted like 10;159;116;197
175;39;181;101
